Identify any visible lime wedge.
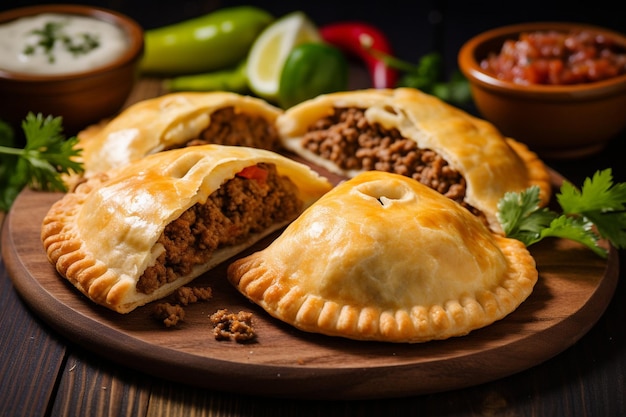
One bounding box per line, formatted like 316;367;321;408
246;11;322;102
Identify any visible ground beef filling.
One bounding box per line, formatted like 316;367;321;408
137;163;301;294
210;309;256;342
301;107;480;216
176;107;281;151
152;286;213;328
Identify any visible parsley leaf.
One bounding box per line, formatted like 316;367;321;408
497;185;557;245
539;215;606;258
557;169;626;249
0;113;84;212
497;168;626;258
367;49;472;106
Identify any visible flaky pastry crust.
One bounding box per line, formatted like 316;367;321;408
74;91;283;181
41;145;332;313
228;171;538;343
276;88;551;234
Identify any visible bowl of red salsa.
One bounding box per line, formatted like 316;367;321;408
458;22;626;159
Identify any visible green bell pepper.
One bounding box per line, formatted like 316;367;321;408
278;42;349;109
163;59;249;93
140;6;274;75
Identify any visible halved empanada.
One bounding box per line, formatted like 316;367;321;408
41;145;333;313
76;91;283;179
276;88;551;234
227;171;538;343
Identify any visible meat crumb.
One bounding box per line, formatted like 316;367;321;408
173;286;213;306
152;286;213;327
210;309;256;342
152;302;185;328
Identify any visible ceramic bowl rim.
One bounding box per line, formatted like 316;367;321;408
458;21;626;100
0;4;144;82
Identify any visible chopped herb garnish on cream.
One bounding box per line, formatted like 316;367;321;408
23;20;100;63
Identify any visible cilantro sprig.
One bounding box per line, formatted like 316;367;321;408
497;169;626;258
0;113;84;212
369;50;472;107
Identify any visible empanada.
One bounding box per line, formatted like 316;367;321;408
227;171;538;343
276;88;551;233
76;91;283;179
41;145;333;313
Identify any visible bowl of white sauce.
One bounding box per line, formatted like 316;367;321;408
0;4;144;136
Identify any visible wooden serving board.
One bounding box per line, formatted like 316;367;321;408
1;172;619;400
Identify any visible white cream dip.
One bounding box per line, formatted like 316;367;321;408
0;13;129;75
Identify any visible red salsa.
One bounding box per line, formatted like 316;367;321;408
480;30;626;85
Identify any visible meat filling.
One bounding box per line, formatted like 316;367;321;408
176;107;281;151
300;107;481;216
211;309;256;342
137;163;301;294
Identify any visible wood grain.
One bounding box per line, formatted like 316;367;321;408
1;171;619;400
51;349;151;416
0;252;67;417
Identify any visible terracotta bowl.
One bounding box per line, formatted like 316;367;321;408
0;4;144;137
458;22;626;159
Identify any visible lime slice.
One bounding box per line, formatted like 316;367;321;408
246;11;322;102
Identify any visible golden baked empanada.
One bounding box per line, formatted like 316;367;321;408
42;145;332;313
227;171;538;343
76;91;283;178
276;87;551;233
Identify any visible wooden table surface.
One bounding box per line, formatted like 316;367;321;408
2;75;626;416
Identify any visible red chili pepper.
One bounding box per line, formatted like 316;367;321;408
319;22;398;89
236;165;268;184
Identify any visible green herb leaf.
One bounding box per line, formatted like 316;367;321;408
497;168;626;258
368;49;472;106
0;155;26;213
557;169;626;249
539;215;607;257
558;170;626;213
0;119;14;147
0;113;84;212
497;185;558;246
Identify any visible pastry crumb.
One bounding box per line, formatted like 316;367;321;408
210;309;256;342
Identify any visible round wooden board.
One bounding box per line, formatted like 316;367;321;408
1;171;619;400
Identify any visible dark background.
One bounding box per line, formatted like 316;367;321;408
2;0;625;184
3;0;625;77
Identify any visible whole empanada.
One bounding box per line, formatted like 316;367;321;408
276;88;551;233
227;171;538;343
41;145;333;313
76;91;283;179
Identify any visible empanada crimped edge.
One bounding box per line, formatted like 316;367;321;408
42;144;333;313
228;171;538;343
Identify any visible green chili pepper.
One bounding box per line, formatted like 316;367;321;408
278;42;349;109
163;59;249;93
140;6;274;75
